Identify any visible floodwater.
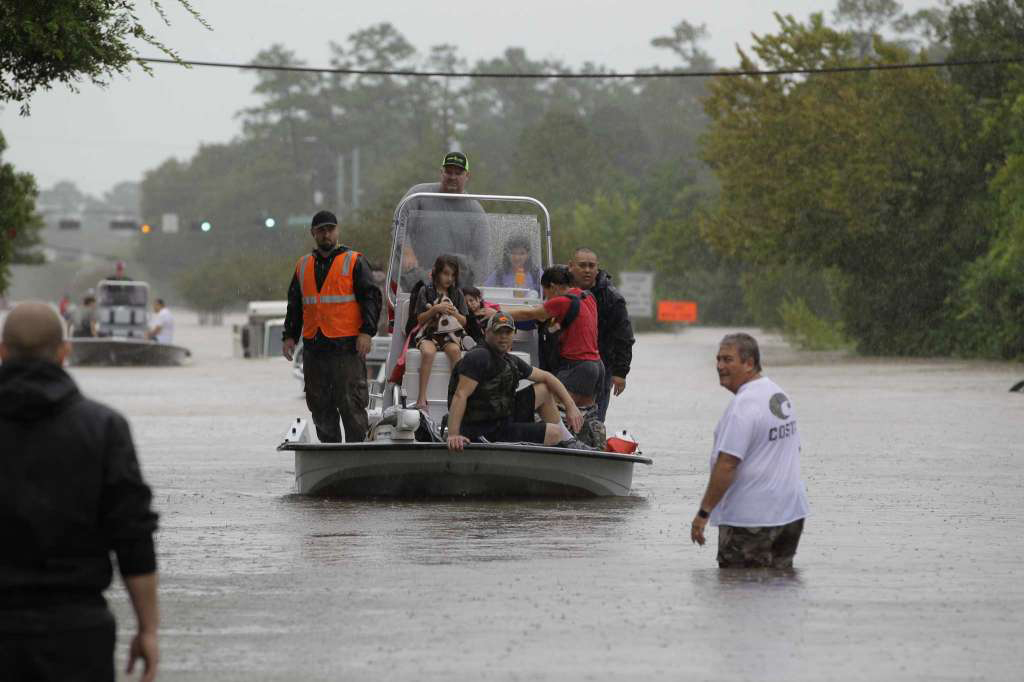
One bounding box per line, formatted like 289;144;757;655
64;315;1022;681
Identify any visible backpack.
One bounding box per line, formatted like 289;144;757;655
404;279;428;339
538;290;591;372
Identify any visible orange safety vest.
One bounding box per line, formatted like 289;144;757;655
297;249;363;339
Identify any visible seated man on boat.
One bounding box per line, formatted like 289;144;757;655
504;265;606;448
446;312;585;451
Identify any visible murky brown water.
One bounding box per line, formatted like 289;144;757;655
64;315;1022;681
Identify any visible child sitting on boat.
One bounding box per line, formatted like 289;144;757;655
462;286;499;344
411;255;470;411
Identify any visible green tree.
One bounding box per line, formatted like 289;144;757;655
701;12;987;354
0;0;207;113
953;93;1024;359
0;132;43;294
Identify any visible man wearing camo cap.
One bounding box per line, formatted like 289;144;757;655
445;312;585;452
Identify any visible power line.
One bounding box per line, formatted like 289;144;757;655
139;55;1024;79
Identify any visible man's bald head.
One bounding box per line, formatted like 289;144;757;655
1;302;68;363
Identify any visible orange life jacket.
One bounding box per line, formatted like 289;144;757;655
297;249;363;339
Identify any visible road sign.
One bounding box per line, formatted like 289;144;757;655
162;213;179;234
657;300;698;323
618;271;654;318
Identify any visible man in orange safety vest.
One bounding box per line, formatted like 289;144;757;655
283;210;382;442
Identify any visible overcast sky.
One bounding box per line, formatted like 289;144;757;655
0;0;939;197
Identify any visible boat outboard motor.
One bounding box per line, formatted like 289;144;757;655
372;406;421;442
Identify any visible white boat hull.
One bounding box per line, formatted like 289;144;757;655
284;441;650;498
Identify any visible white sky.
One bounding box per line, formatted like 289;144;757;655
0;0;939;196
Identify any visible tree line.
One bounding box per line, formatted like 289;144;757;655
2;1;1023;360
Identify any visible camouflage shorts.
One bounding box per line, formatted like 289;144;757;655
717;518;805;569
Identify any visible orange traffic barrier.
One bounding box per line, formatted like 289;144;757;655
657;300;698;323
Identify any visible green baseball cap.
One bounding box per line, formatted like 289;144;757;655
441;151;469;171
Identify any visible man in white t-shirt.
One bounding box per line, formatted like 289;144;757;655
690;333;809;568
146;299;175;344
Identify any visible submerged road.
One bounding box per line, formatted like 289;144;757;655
66;315;1022;681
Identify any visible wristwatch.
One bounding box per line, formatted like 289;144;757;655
697;508;710;519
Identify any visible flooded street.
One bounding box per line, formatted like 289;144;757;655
68;315;1023;681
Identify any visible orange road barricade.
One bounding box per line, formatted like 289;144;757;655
657;300;698;324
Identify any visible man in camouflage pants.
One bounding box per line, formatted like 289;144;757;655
690;333;810;568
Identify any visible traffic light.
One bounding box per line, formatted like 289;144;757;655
264;218;276;228
201;221;212;232
140;223;152;234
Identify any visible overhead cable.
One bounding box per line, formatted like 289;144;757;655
138;55;1024;79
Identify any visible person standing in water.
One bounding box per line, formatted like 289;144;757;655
0;302;160;681
690;333;810;569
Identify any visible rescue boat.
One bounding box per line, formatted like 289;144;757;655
277;193;650;497
69;280;191;367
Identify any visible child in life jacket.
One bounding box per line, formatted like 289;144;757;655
411;254;470;411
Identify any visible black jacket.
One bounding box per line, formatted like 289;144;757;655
591;270;635;378
0;360;157;629
283;245;382;352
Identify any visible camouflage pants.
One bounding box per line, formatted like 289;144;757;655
717;518;805;569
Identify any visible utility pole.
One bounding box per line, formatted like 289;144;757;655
351;147;361;211
336;153;347;216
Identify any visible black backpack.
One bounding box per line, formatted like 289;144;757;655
538;290;591;372
404;280;429;339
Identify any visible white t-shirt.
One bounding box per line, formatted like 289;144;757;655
150;307;175;344
709;376;809;527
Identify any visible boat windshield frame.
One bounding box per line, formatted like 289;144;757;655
96;279;150;308
384;192;553;310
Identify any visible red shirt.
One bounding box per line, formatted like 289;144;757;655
542;287;601;362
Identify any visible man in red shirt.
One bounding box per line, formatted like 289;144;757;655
506;265;603;410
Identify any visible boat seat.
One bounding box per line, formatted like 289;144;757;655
401;348;455;423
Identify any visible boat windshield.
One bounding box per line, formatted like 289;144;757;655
391;200;547;294
98;283;148;307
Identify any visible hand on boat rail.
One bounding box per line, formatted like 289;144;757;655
447;434;470;451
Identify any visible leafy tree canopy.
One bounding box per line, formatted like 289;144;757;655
0;0;207;113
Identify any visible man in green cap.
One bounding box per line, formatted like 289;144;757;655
394;151;489;287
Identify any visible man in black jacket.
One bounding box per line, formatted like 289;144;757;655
568;247;635;422
0;302;160;682
282;210;382;443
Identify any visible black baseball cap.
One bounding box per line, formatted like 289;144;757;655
488;311;515;332
311;210;338;229
441;151;469;172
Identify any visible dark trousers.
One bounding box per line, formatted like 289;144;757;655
0;612;115;682
595;367;613;422
303;347;369;443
